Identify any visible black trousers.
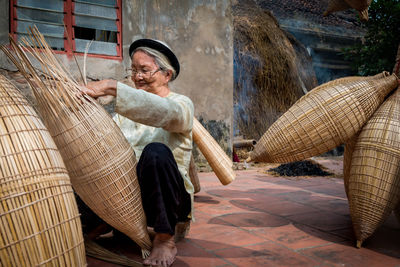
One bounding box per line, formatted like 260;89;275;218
137;142;191;235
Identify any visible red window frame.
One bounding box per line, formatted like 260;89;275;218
9;0;122;60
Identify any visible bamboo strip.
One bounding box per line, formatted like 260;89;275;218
84;238;142;267
0;75;86;266
0;27;152;253
192;118;235;185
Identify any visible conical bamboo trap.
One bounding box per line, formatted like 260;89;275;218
343;133;358;198
193;118;235;185
189;154;201;194
342;72;388;198
0;75;86;266
324;0;351;16
324;0;371;20
248;73;398;163
347;87;400;248
0;28;152;254
345;0;372;19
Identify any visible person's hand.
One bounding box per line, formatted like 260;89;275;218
80;79;117;98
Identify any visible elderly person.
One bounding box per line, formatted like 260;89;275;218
82;39;194;267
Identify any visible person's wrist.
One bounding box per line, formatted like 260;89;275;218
106;79;117;96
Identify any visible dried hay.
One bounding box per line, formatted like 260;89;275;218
347;87;400;247
0;75;86;266
233;2;317;140
0;27;152;255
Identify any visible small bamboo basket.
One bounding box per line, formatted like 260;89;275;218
189;154;201;194
192;118;235;185
0;75;86;266
248;73;398;163
348;87;400;248
1;28;152;254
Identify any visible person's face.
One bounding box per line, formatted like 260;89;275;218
130;50;171;94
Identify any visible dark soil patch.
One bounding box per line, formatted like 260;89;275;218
268;160;332;177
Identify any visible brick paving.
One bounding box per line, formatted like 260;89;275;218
87;157;400;267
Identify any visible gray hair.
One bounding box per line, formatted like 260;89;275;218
133;46;177;81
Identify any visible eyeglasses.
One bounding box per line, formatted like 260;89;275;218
127;68;161;78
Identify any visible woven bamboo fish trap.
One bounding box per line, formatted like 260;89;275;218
347;87;400;248
189;154;201;194
193;118;235;185
324;0;351;16
343;134;358;198
1;28;152;254
342;72;389;197
0;75;86;266
324;0;371;20
247;73;398;163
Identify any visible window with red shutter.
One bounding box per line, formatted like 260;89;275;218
10;0;122;59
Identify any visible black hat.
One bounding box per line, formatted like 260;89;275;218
129;39;180;78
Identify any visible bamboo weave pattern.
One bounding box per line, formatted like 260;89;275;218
0;28;152;252
249;73;398;163
0;75;86;266
348;87;400;246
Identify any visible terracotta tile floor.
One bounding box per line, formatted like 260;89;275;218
87;157;400;267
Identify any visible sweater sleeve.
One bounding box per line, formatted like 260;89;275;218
115;82;194;133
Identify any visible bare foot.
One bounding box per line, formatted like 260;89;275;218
143;233;177;267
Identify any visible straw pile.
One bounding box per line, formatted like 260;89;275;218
189;154;201;194
0;75;86;266
324;0;371;21
192;118;235;185
347;87;400;247
233;2;317;140
1;28;152;254
248;73;398;163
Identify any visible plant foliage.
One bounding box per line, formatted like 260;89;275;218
343;0;400;75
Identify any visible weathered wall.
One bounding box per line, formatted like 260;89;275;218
0;0;234;163
124;0;233;158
